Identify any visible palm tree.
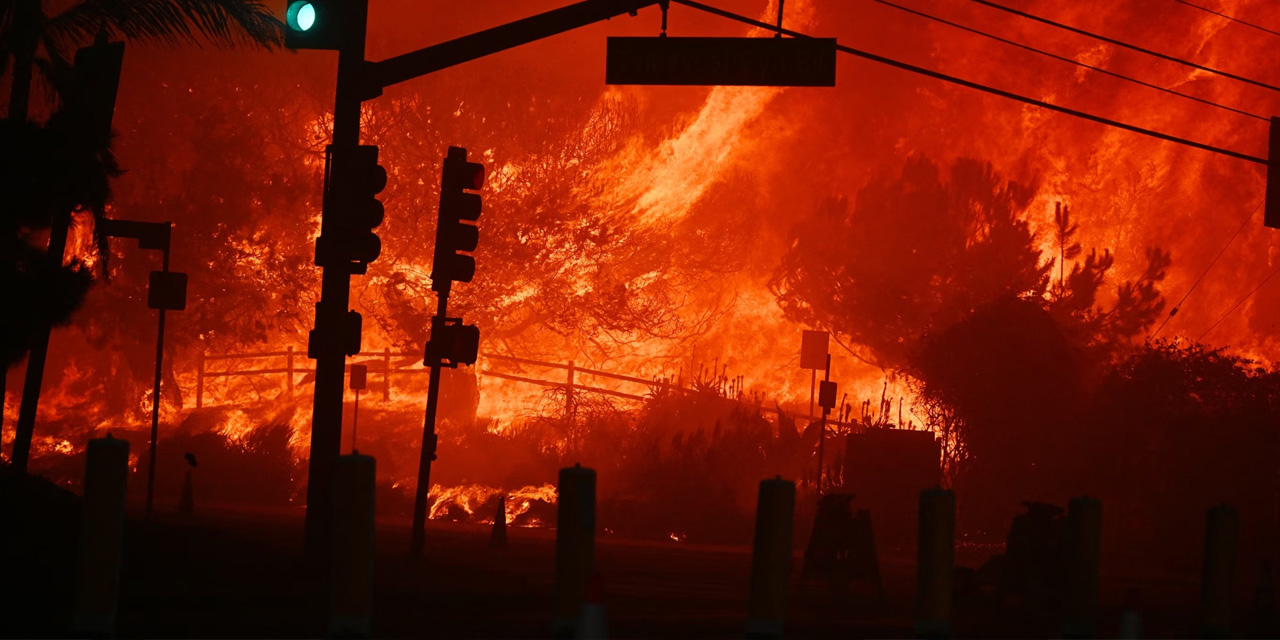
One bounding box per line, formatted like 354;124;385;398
3;0;285;119
2;1;285;471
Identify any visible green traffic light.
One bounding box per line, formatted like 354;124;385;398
287;1;316;32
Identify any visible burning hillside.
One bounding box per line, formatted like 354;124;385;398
4;0;1280;557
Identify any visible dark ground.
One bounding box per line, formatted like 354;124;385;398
4;484;1256;640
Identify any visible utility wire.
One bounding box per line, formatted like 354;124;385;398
967;0;1280;95
1197;263;1280;341
1149;200;1260;340
1172;0;1280;39
670;0;1268;165
870;0;1267;122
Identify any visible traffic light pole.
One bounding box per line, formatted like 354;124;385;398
410;296;448;557
304;5;368;559
291;0;662;557
11;209;71;472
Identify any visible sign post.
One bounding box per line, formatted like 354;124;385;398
800;330;829;421
350;364;367;453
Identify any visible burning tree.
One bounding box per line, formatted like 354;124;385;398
770;156;1172;530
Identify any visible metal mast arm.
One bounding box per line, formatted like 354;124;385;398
370;0;662;91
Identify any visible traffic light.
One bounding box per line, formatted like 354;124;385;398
309;308;363;358
316;144;386;274
284;0;357;50
1266;117;1280;229
431;146;484;293
425;318;480;368
69;35;125;149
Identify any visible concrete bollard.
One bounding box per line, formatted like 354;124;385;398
1118;588;1143;639
1253;560;1276;637
915;487;955;639
490;494;508;549
329;453;376;639
1199;505;1238;639
746;476;795;640
1062;496;1102;639
73;435;130;636
576;572;608;640
554;464;597;639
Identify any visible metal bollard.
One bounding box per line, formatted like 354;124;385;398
747;477;795;640
916;487;955;639
554;464;597;639
1199;505;1238;639
1063;496;1102;639
73;435;130;636
330;453;376;638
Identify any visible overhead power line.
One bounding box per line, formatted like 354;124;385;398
1149;200;1260;340
966;0;1280;95
1172;0;1280;39
670;0;1268;165
1198;263;1280;341
870;0;1267;122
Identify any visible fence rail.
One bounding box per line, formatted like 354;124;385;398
194;347;846;426
194;347;679;409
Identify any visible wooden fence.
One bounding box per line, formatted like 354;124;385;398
194;348;681;410
194;347;846;426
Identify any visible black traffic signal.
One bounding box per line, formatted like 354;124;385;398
69;35;125;148
308;308;363;358
1266;117;1280;229
431;146;484;293
425;318;480;368
284;0;360;50
316;144;387;274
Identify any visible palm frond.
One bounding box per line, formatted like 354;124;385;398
44;0;283;58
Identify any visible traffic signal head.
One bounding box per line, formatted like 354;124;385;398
425;318;480;368
284;0;363;50
317;144;386;273
1267;116;1280;229
286;1;316;32
432;146;485;293
69;37;125;149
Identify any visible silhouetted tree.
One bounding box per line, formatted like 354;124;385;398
1;1;283;368
1085;340;1280;569
772;157;1172;533
770;156;1051;370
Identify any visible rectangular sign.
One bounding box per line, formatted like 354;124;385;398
800;330;829;370
147;271;187;311
606;37;837;87
349;364;368;390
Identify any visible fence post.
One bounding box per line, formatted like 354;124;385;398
330;453;376;638
196;351;204;409
383;347;391;401
565;361;576;424
73;435;130;636
916;486;955;639
1063;496;1102;639
553;464;596;639
1200;504;1239;639
747;476;795;640
286;346;295;398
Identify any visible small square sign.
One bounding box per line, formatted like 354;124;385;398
818;380;838;411
349;364;368;391
147;271;187;311
801;330;829;370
